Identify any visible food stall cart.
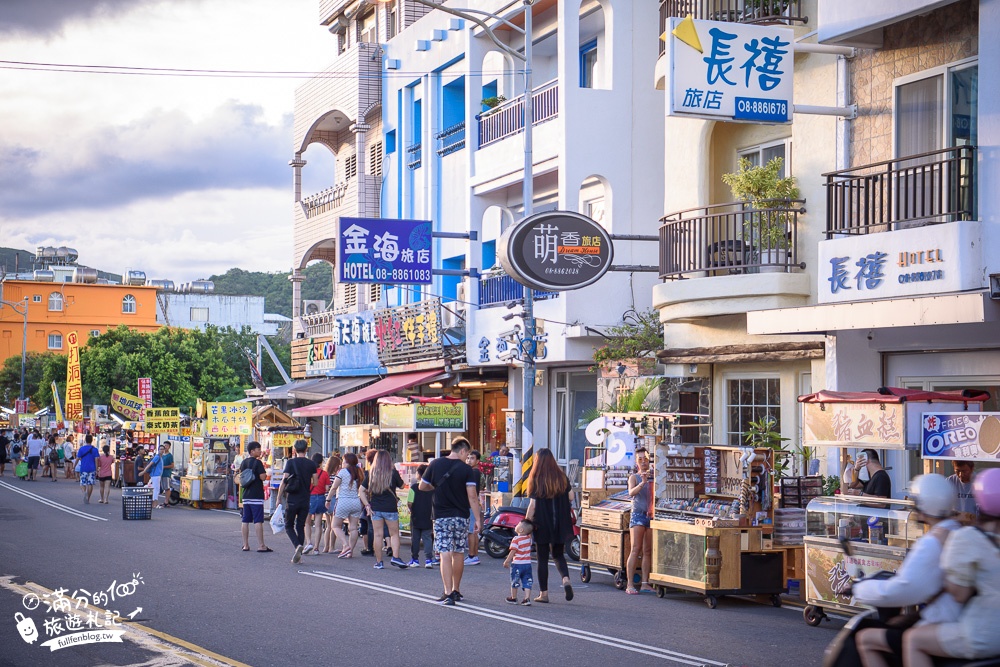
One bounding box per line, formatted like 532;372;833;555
181;436;235;508
797;387;989;625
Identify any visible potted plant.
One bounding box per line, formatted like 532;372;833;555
578;377;665;428
721;156;799;272
478;95;507;118
743;0;791;22
743;416;791;478
591;308;663;378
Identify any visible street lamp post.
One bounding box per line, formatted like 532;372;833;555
381;0;538;488
0;297;30;403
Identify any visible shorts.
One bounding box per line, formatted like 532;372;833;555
335;496;363;519
241;500;265;524
97;475;112;482
372;510;398;522
27;456;40;470
629;512;651;528
434;516;470;553
510;563;533;590
309;494;327;515
79;471;96;486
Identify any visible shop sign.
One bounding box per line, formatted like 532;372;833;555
271;432;309;450
667;17;793;124
379;404;415;432
339;217;432;285
305;335;336;377
111;389;145;421
804;541;903;606
499;211;613;292
15;398;28;414
373;300;444;367
65;331;83;421
138;377;153;408
803;402;906;449
143;407;180;434
205;402;252;436
921;412;1000;461
340;425;374;449
415;402;466;431
818;221;982;304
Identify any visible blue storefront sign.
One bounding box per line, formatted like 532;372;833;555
921;412;1000;462
307;310;385;377
339;217;433;285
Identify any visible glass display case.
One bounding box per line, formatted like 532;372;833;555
802;496;919;618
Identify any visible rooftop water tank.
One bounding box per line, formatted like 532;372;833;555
37;246;56;259
149;279;175;291
122;270;146;286
32;270;55;282
65;248;79;263
55;247;69;260
72;267;98;284
189;280;215;294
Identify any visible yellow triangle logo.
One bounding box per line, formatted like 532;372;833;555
671;14;703;54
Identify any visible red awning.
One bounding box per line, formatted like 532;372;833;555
377;395;463;405
798;387;991;404
290;370;445;417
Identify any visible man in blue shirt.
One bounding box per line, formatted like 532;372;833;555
141;445;165;509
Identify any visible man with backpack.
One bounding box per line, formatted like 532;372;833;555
275;439;318;564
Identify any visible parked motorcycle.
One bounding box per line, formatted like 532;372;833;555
480;504;581;562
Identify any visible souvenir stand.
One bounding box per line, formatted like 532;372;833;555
797;387;988;626
378;396;468;532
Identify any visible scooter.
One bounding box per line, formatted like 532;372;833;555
823;538;1000;667
480;504;581;562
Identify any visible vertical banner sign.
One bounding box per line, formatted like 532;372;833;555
51;381;65;424
138;377;153;409
65;331;83;421
205;402;252;436
339;217;433;285
15;398;28;414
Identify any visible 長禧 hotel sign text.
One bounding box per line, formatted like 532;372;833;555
817;221;983;304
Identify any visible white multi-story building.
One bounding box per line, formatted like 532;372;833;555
738;0;1000;495
289;0;664;464
155;292;286;336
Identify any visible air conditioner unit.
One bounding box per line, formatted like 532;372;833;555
302;300;326;316
441;307;460;329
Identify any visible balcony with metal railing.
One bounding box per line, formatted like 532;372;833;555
478;80;559;148
479;274;557;308
659;199;806;279
406;143;422;170
823;146;976;237
658;0;807;54
436;122;466;157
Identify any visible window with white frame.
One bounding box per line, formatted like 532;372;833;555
32;295;41;303
122;294;136;314
48;332;63;350
190;307;209;322
725;377;781;446
48;292;63;312
384;1;397;40
738;138;791;177
359;10;377;44
90;329;101;338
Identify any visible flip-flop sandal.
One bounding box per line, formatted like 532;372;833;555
338;549;352;559
564;584;574;601
241;547;250;552
257;547;274;553
533;597;549;603
626;588;640;595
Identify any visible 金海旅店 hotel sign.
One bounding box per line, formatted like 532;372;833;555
498;211;613;292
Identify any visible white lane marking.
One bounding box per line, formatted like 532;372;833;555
0;480;108;522
302;569;730;666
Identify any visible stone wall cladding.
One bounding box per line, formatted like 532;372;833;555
849;0;978;168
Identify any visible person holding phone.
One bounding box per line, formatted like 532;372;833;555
847;449;892;498
625;447;654;595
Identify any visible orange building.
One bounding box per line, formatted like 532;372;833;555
0;280;161;363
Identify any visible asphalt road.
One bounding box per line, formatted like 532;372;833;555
0;472;840;667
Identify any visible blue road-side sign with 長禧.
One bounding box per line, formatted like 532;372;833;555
339;217;433;284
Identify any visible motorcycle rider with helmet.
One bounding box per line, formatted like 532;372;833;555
903;467;1000;667
852;474;963;667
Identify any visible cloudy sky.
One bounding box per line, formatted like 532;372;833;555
0;0;334;282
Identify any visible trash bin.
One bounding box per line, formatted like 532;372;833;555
122;486;153;520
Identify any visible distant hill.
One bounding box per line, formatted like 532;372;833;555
209;263;333;318
0;247;119;282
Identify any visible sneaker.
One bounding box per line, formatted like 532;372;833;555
464;555;480;566
505;596;519;604
430;558;440;566
291;545;303;564
390;557;408;569
373;561;384;570
360;549;375;556
424;560;434;569
407;559;420;567
520;598;532;606
434;593;453;605
452;590;464;602
302;543;314;555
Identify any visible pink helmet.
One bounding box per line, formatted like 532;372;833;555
973;468;1000;518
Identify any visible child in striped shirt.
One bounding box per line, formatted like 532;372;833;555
504;520;534;606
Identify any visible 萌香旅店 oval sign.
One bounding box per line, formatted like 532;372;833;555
498;211;613;292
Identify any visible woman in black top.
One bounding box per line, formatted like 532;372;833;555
360;450;408;569
525;448;575;603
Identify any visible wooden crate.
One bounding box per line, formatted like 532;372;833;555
581;527;630;569
581;489;614;508
581;506;630;530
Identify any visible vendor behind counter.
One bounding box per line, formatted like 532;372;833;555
846;449;892;499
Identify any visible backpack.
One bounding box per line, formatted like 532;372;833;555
12;444;21;455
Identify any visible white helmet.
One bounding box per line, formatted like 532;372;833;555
910;474;956;519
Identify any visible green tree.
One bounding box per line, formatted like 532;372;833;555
0;351;67;410
208;262;333;318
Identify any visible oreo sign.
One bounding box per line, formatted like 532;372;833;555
498;211;613;292
922;412;1000;461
